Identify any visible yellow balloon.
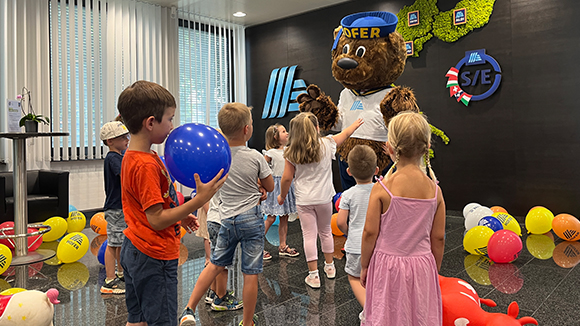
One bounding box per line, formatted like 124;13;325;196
464;254;493;285
42;217;68;242
0;288;26;296
463;225;494;255
57;262;89;291
525;207;554;234
0;279;11;293
37;241;61;265
0;244;12;274
526;234;555;260
68;211;86;233
57;232;89;264
492;212;522;236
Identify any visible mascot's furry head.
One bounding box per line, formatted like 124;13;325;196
331;12;408;92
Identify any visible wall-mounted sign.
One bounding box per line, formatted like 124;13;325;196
445;49;502;106
262;65;307;119
454;8;467;25
405;41;414;56
408;11;419;27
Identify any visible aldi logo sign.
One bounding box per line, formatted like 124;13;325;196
454;8;467;25
408;11;419;27
445;49;502;106
262;65;307;119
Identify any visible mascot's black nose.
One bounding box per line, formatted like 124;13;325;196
337;57;359;69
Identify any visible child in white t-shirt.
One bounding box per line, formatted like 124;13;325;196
336;145;378;308
278;112;362;288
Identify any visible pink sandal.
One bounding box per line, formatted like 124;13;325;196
278;245;299;257
263;250;272;260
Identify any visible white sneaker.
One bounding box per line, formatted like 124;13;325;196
305;274;321;289
323;263;336;279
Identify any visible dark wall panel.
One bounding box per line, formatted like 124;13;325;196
246;0;580;217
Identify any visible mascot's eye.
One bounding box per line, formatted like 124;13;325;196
356;46;366;58
342;44;350;54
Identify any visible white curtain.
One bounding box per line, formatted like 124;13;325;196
0;0;52;170
49;0;179;160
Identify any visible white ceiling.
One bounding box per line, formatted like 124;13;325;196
146;0;350;26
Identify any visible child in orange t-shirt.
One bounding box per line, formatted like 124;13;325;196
118;80;227;326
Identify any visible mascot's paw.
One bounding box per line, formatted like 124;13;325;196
297;84;338;131
380;86;419;125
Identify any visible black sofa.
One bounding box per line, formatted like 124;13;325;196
0;170;69;224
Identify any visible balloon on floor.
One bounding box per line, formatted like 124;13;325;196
57;232;89;264
42;216;68;242
552;213;580;241
67;211;86;233
90;212;108;235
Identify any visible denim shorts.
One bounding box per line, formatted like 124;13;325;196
105;209;126;247
345;253;361;277
120;237;178;325
210;206;264;274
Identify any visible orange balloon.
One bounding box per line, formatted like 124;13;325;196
552;241;580;268
552;214;580;241
178;243;188;266
490;206;508;214
331;213;344;237
90;212;108;235
90;235;108;256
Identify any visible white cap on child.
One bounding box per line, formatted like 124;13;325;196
100;121;129;141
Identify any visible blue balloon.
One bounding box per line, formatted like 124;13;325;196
164;123;231;189
159;156;176;183
98;239;108;265
333;192;342;205
478;216;504;232
265;225;280;247
264;214;280;226
69;205;77;212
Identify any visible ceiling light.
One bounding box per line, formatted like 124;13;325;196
233;12;246;17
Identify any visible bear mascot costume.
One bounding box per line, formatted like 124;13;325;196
297;11;419;190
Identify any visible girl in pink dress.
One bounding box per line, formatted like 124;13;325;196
360;111;446;325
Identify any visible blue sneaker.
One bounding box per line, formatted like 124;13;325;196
179;307;196;326
211;292;243;311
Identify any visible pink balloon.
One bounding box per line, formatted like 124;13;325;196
0;222;15;249
176;191;185;205
488;229;522;263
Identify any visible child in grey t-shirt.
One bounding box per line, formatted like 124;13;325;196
336;145;378;310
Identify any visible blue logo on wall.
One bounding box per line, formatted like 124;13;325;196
408;10;419;26
445;49;502;106
262;65;307;119
453;8;467;25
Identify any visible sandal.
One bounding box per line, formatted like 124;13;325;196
278;245;300;257
263;250;272;260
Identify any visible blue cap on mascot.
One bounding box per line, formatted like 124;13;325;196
332;11;398;50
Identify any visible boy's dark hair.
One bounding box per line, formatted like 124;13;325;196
118;80;176;134
347;145;377;181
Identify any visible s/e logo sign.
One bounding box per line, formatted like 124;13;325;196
445;49;501;106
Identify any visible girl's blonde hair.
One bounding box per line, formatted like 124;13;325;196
284;112;321;164
265;123;283;150
384;111;437;183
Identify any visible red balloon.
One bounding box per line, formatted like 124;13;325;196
335;196;342;212
176;191;185;205
488;229;522;263
0;226;42;251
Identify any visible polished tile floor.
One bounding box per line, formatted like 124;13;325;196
4;213;579;325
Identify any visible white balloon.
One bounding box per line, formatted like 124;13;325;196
465;206;493;230
463;203;481;218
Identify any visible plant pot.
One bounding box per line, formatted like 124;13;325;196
24;120;38;133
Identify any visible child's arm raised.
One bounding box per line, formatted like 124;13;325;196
430;186;446;271
146;170;227;231
332;118;363;147
360;183;386;288
277;159;295;205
